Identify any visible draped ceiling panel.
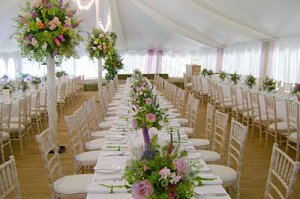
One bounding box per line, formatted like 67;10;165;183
1;0;300;53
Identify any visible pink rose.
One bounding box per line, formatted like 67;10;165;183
146;113;156;122
145;98;152;105
54;38;61;46
159;167;171;180
131;180;153;199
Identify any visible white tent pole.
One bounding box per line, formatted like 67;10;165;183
95;0;103;101
46;56;57;142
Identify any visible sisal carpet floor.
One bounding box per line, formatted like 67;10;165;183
3;91;300;199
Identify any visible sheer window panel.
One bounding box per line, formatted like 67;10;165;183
271;37;300;83
223;42;261;76
0;58;6;77
61;58;75;77
119;51;148;74
74;56;98;79
21;59;46;77
161;53;191;77
198;49;218;70
7;58;16;79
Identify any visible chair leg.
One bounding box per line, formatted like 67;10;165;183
265;131;268;149
1;147;4;163
20;132;23;155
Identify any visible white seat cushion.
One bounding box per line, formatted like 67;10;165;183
268;122;288;131
287;132;300;143
108;107;118;112
98;121;113;129
6;123;25;130
208;164;237;183
91;130;109;139
172;112;181;118
169;108;178;113
10;116;31;124
1;131;10;140
199;150;221;162
186;83;192;87
181;127;193;136
242;111;257;118
232;105;243;112
190;138;210;147
85;138;106;151
104;116;115;122
75;151;101;166
174;118;189;126
254;114;268;122
54;174;93;195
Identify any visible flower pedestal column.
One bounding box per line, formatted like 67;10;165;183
97;58;103;102
47;56;65;153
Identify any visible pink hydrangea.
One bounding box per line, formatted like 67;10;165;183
131;180;153;199
49;17;61;30
173;158;190;176
159;167;171;180
145;98;152;105
146;113;156;122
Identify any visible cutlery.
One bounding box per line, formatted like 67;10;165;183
94;176;124;182
196;192;228;198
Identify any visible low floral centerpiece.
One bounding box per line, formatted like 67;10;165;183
292;83;300;101
245;74;256;89
2;81;15;92
56;70;67;79
201;68;208;76
218;71;226;81
207;70;213;77
31;76;42;89
230;72;240;85
124;133;198;199
262;77;276;92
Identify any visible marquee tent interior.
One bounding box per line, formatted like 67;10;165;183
0;0;299;199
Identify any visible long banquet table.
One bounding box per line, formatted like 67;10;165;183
86;78;231;199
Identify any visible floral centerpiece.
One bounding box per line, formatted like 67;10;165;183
245;74;256;89
20;80;29;93
291;83;300;101
56;70;67;79
31;76;42;89
201;68;208;76
230;72;240;85
14;0;83;62
1;75;9;83
207;70;213;77
262;77;276;92
86;28;116;59
2;81;15;92
218;71;226;81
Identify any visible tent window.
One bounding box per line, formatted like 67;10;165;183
0;59;6;77
7;58;16;79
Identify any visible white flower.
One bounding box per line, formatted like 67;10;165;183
92;46;96;50
99;33;104;38
93;40;98;44
31;38;38;47
42;43;47;50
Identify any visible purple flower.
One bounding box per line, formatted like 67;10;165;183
31;12;38;18
53;48;58;56
131;180;153;199
173;158;190;176
132;119;137;129
145;98;152;105
26;34;33;40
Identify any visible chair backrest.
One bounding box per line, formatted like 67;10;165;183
189;98;200;128
0;102;11;130
241;89;251;122
90;96;102;124
185;94;193;120
230;86;238;108
75;106;91;144
83;100;97;131
227;120;248;181
18;97;27;127
35;128;62;195
64;114;84;159
286;101;300;134
205;103;216;141
264;95;277;126
249;91;262;122
212;110;229;163
283;82;293;93
0;156;21;199
265;143;300;199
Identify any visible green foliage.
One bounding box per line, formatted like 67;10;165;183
245;74;256;88
218;71;226;81
230;72;241;84
262;77;276;92
103;48;124;80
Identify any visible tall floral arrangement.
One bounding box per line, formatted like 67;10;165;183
86;28;116;59
14;0;83;62
262;77;276;92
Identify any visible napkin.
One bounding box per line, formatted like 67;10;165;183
194;185;229;198
101;144;130;151
198;173;223;185
94;156;130;171
87;180;128;194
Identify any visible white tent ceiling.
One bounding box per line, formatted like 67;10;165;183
1;0;300;53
